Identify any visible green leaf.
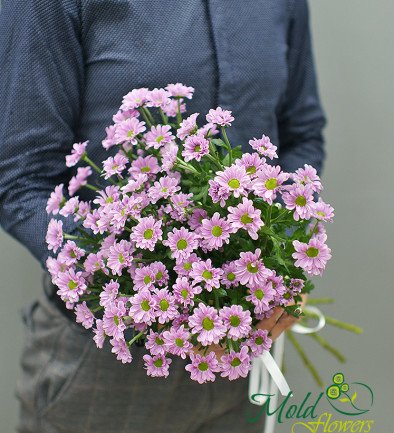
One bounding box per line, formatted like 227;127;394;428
210;138;227;148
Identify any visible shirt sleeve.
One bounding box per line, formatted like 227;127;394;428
0;0;84;267
277;0;327;175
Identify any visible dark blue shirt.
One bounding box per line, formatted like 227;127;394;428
0;0;326;267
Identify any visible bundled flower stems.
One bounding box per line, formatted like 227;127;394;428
45;84;360;385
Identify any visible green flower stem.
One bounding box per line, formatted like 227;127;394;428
304;311;363;334
214;290;220;309
128;330;145;347
159;108;168;125
139;108;152;127
308;333;346;363
220;127;232;166
306;298;335;305
176;99;183;125
205;153;223;170
91;305;103;313
64;233;82;241
286;330;324;387
175;157;200;175
84;183;99;192
83;155;102;174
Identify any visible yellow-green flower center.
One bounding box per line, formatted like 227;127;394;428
202;270;213;280
127;130;135;138
202;317;214;330
175;338;184;348
181;289;189;299
255;289;264;300
295;195;307;207
183;262;192;271
68;280;78;290
231;358;242;367
229;315;241;327
227;272;236;282
246;166;256;175
114;315;120;326
159;299;169;311
265;178;277;190
194;145;201;152
306;247;319;258
143;229;154;240
141;166;151;173
118;253;125;264
156;135;164;143
198;362;209;371
155;337;164;345
211;225;223;237
228;178;240;189
177;239;188;250
141;300;150;311
247;263;259;273
240;214;253;224
144;275;152;285
255;336;263;345
155;271;163;280
154;359;163;368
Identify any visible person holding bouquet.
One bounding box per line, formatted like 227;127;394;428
0;1;326;432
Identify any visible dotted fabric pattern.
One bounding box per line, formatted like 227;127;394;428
0;0;326;267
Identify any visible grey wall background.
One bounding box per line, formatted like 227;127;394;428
0;0;392;431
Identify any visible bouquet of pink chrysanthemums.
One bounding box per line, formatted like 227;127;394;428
45;83;340;384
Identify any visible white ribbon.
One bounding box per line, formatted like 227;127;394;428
248;306;326;433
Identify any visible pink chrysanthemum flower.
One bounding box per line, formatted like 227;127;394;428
160;142;178;172
143;354;172;378
221;262;239;288
114;117;146;145
188;208;208;230
121;173;148;194
243;329;272;356
220;346;251;380
129;288;156;325
288;278;305;296
46;184;65;215
56;269;87;304
197;122;219;137
163;227;199;261
312;198;334;222
153;288;178;324
58;240;85;266
190;259;223;291
169;193;193;222
162;98;186;117
46;219;63;252
253;165;290;204
235;153;266;178
129;155;160;178
93;319;105;349
162;325;193;359
133;266;156;291
293;164;322;192
145;330;167;356
58;196;80;218
103;300;127;340
307;221;326;239
282;184;315;221
165;83;195;99
103;153;129;179
177;113;199;140
208;180;231;207
144;124;174;149
110;337;133;364
227;198;264;240
93;185;120;206
173;276;202;307
102;124;117;150
182;134;209;162
185;351;219;384
149;176;181;203
198;212;232;250
173;253;199;276
99;280;119;307
121;88;149;110
107;239;133;276
146;88;171;108
234;249;270;287
249;135;278;159
66;141;88;167
150;261;169;286
219;305;252;340
130;216;162;251
68;166;92;196
75;301;95;329
113;108;139;124
206;107;234;127
292;237;332;276
214;165;251;198
245;283;276;314
188;303;227;346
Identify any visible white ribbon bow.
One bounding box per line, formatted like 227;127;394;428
248;306;326;433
